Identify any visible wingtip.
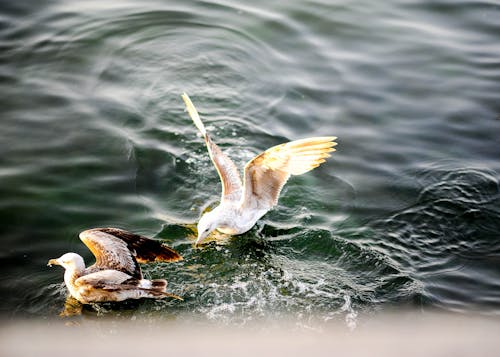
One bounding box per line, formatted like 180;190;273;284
160;249;184;263
182;92;206;136
152;242;183;263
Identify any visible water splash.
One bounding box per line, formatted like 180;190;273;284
340;295;358;331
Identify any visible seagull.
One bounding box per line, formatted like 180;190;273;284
182;93;337;245
48;228;183;304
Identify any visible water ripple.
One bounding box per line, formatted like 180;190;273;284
370;165;500;313
1;0;500;323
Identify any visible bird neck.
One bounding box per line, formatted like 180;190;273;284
63;264;84;288
209;204;245;233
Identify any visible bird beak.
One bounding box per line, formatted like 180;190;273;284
195;231;209;246
47;258;59;267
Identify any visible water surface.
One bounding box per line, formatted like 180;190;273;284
1;0;500;325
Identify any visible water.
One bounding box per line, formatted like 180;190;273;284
1;0;500;326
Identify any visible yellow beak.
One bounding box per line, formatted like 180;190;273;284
47;258;59;267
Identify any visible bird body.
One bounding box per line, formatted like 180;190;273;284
48;228;183;304
182;93;337;245
201;202;268;236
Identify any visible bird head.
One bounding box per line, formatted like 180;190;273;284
48;252;85;271
196;211;219;246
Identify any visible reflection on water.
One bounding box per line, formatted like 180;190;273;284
1;0;500;325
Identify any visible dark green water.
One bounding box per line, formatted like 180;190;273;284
1;0;500;326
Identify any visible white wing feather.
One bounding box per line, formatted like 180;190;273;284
241;136;337;209
182;93;243;202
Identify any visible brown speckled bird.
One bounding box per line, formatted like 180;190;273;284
48;228;183;304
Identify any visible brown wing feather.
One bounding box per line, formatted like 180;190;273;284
242;137;337;209
96;228;183;263
80;229;142;279
182;93;242;202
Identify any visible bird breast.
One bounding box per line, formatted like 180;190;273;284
216;205;268;235
217;226;242;235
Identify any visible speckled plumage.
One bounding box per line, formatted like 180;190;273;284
48;228;183;304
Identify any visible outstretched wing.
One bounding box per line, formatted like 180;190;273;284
182;93;243;202
80;229;142;279
241;137;337;210
96;228;183;263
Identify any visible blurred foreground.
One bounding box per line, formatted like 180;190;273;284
1;313;499;356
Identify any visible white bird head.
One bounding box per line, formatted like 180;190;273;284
196;210;219;245
48;252;85;272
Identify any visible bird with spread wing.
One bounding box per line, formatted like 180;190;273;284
48;228;183;304
182;93;337;245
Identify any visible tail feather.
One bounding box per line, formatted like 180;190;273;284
141;278;182;300
151;279;167;291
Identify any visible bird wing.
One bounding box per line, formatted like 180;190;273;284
241;137;337;210
80;228;183;279
94;228;182;263
74;269;131;288
80;229;142;279
182;93;243;202
75;270;183;300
